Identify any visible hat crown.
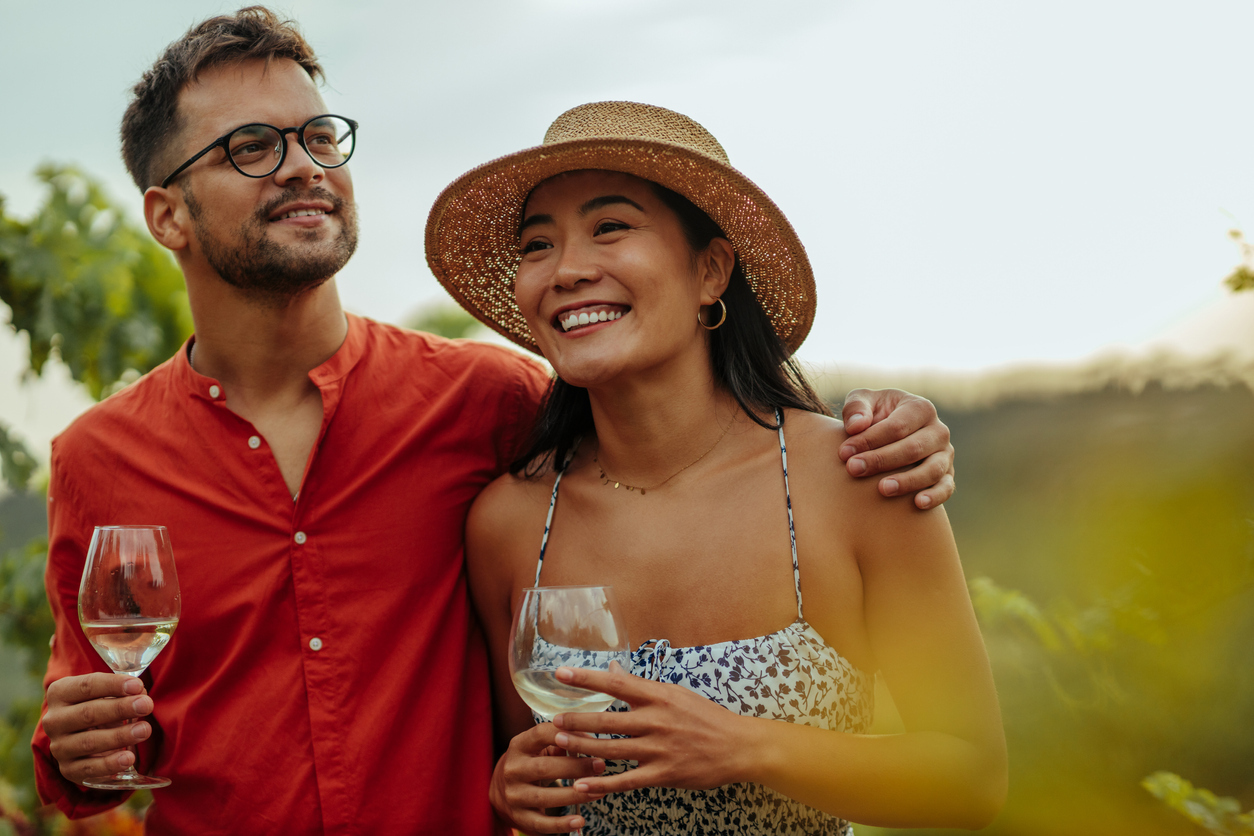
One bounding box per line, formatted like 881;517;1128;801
543;101;730;165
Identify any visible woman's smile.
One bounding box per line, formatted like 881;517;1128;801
554;304;630;333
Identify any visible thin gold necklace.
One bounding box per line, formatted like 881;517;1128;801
594;419;732;496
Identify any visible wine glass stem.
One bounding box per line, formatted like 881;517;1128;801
115;716;143;779
566;749;582;836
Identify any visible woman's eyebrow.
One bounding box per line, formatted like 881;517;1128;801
579;195;645;215
519;213;553;234
519;195;646;235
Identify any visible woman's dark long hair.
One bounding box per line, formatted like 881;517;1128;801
509;182;831;477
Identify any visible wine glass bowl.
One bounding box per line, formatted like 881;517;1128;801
508;585;630;834
77;525;181;790
509;586;630;720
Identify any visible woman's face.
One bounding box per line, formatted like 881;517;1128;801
515;170;727;388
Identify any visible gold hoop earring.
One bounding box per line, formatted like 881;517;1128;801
698;297;727;330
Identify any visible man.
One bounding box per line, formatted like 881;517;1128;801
33;8;956;834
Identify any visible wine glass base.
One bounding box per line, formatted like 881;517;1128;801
82;773;171;790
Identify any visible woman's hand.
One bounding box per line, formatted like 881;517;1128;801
490;722;606;834
549;666;748;796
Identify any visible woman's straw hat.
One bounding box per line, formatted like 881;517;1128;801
424;101;816;355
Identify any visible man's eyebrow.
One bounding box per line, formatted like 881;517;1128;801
579;195;646;215
519;213;554;235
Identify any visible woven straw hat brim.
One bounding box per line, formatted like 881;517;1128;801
424;136;816;355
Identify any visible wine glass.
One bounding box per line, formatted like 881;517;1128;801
77;525;181;790
509;586;630;833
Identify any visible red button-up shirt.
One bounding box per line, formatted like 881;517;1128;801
32;314;547;835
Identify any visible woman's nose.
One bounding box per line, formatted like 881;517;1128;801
552;240;601;289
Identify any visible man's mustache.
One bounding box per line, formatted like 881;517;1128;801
255;186;347;222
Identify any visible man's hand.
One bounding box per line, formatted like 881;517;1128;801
839;388;955;510
43;673;153;785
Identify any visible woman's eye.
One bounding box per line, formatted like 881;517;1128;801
521;239;551;254
594;221;628;236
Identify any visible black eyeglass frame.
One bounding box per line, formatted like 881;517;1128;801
159;113;358;189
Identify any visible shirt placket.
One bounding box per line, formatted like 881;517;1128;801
199;370;358;835
287;375;355;836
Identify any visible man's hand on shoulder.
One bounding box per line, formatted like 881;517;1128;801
838;388;955;510
43;673;154;785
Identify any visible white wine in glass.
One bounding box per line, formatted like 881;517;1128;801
509;585;630;833
78;525;181;790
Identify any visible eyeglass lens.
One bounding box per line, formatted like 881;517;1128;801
227;116;355;177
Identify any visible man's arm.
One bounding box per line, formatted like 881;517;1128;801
839;388;955;510
31;442;157;817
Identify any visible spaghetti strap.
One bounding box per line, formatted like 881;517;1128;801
775;409;804;620
535;444;580;587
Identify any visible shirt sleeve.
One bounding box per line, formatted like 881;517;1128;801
494;353;550;474
31;436;148;818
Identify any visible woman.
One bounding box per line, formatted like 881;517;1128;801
426;102;1006;834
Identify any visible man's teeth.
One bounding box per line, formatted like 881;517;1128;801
277;208;328;220
560;310;623;332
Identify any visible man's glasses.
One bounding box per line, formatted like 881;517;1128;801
160;114;358;189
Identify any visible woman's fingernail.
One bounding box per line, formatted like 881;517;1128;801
123;678;143;695
882;478;899;495
555;732;569;747
849;458;867;476
574;782;588;792
569;817;585;831
556;667;574;682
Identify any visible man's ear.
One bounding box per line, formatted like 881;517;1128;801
698;237;735;305
144;186;190;252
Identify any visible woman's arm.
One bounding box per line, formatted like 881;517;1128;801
464;475;606;834
547;446;1006;829
747;500;1006;827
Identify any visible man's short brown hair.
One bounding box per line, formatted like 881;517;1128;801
121;5;324;192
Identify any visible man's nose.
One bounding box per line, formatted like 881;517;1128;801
270;132;324;186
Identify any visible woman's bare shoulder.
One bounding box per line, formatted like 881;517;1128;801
467;464;559;566
778;409;859;495
780;408;938;531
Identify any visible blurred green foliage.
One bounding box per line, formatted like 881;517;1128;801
1143;771;1254;835
1224;230;1254;293
884;384;1254;836
405;303;487;339
0;165;192;400
0;426;36;497
0;166;190;833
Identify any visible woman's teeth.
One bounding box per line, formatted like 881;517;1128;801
560;310;623;332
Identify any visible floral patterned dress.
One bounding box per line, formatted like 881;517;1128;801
532;413;875;835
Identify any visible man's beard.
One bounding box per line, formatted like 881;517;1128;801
185;184;359;304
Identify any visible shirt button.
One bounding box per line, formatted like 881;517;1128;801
248;435;261;449
209;385;221;398
309;637;323;651
294;531;307;544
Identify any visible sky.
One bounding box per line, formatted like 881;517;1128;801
3;0;1254;375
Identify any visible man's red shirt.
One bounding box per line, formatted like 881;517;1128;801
32;315;547;835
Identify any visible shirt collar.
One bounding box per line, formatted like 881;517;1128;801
178;312;367;401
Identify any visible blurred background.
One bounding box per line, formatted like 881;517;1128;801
1;1;1252;834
